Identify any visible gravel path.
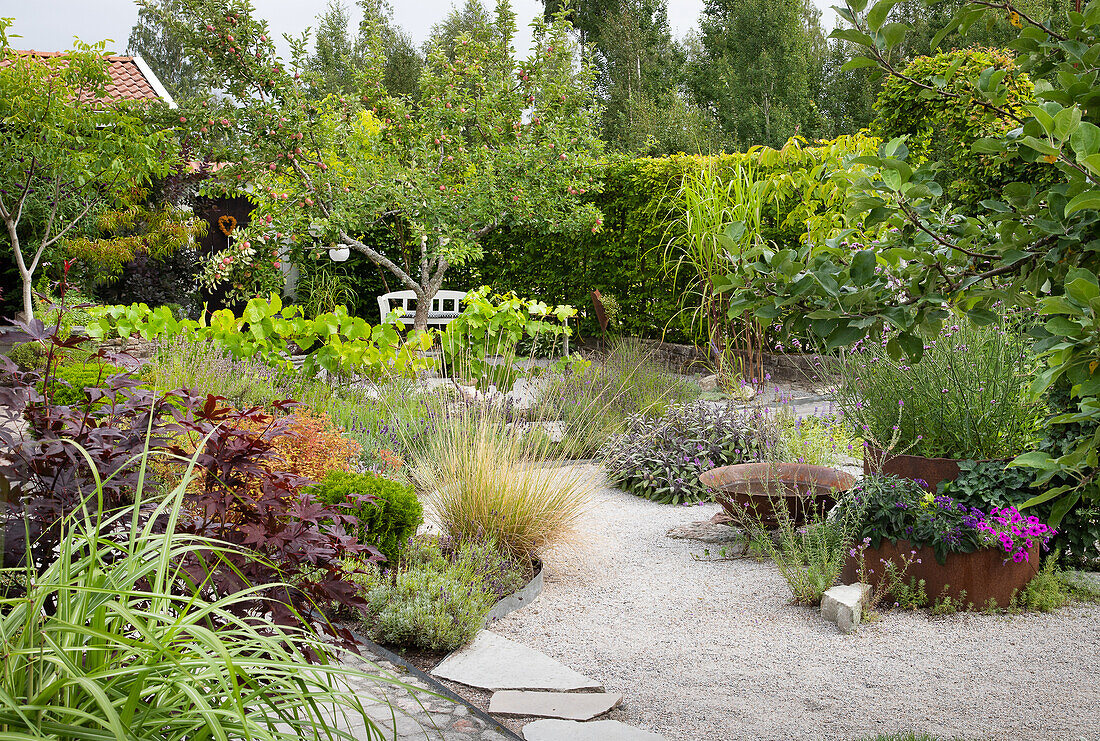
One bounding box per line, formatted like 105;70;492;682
491;465;1100;741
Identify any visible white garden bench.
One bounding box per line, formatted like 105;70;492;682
376;289;466;329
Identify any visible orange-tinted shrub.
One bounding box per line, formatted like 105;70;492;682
266;409;361;483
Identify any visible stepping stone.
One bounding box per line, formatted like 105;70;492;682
490;690;622;720
433;630;602;692
522;719;667;740
666;520;744;545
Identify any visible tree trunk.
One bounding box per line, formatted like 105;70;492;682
412;288;431;333
20;272;33;322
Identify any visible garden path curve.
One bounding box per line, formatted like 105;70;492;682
490;464;1100;741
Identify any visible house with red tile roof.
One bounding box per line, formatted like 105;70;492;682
5;50;177;108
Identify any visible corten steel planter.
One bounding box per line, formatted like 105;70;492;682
863;445;965;492
700;462;856;528
841;538;1040;608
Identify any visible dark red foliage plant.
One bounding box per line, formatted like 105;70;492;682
0;290;382;653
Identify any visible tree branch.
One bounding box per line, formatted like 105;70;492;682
338;229;420;291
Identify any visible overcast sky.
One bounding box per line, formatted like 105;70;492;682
6;0;838;59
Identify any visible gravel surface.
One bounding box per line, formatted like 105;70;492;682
491;464;1100;741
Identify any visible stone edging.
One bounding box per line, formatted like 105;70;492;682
345;628;525;741
486;559;544;624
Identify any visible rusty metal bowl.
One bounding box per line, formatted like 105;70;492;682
699;462;856;528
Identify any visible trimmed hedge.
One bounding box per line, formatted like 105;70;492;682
458;134;880;342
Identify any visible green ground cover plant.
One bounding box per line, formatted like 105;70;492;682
44;357;128;407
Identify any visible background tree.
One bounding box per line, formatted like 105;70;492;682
308;1;423;99
0;26;176;319
687;0;825;148
128;0;209;100
593;0;689;153
169;0;605;332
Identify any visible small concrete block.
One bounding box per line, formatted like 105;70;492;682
490;690;623;720
522;719;667;741
433;630;603;692
821;583;871;634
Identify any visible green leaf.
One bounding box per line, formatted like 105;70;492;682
895;331;924;361
1071;122;1100;158
1066;275;1100;303
866;0;900;32
1065;189;1100;216
1053;106;1083;141
831;28;875;47
825;323;865;350
1010;451;1061;472
1019;136;1060;157
850;249;877;285
972;138;1005;154
840;56;879;72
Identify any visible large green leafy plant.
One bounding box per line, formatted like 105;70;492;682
722;0;1100;526
86;295;433;380
159;0;604;330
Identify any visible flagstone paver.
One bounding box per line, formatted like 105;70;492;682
488;690;622;721
432;630;603;692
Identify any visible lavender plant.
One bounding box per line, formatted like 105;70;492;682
144;336;289;409
832;320;1044;459
601;402;778;504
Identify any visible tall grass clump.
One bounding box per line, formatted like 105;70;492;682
0;448;392;740
666;163;775;383
535;338;700;458
402;397;590;558
833;319;1044;459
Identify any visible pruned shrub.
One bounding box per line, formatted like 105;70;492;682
308;470;422;564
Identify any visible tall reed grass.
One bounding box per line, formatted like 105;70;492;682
0;446;394;740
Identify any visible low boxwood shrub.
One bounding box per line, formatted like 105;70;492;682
308;470;422;564
601;402;778;504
